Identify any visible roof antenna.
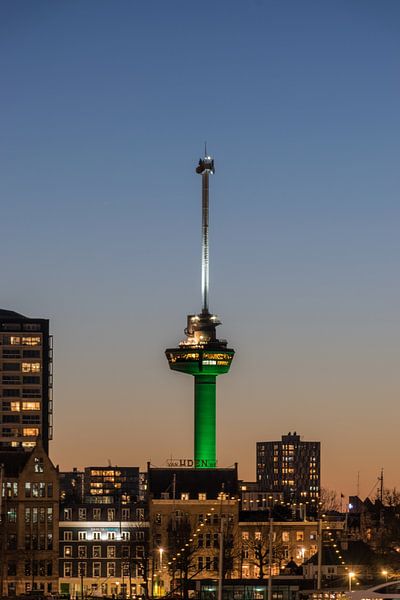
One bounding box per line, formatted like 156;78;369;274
204;141;207;156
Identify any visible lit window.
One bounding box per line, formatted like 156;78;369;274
107;509;115;521
34;457;44;473
64;546;72;557
296;531;304;541
10;402;20;412
282;531;290;542
64;562;72;577
64;508;72;521
107;546;116;558
22;362;41;373
10;337;21;345
23;428;39;437
7;508;17;522
21;337;41;346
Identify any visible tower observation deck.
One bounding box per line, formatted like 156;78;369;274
165;153;234;469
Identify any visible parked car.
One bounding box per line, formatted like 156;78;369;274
348;581;400;600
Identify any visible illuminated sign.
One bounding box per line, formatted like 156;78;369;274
166;458;217;468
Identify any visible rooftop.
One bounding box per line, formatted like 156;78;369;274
0;309;28;320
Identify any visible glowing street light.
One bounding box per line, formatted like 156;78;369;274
382;569;388;582
348;572;355;591
158;548;164;598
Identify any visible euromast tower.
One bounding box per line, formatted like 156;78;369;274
165;153;234;469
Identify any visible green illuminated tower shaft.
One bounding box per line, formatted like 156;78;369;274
165;153;234;468
194;375;216;466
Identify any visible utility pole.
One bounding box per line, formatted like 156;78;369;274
267;518;273;600
317;519;322;590
218;517;225;600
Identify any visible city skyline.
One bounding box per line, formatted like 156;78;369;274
1;2;399;499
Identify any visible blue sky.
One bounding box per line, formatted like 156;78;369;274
1;1;399;496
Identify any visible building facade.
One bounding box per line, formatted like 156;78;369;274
0;441;59;596
148;466;240;596
0;309;53;453
59;465;148;598
256;432;320;504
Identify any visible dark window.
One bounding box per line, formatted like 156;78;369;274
22;388;41;398
3;389;20;397
22;415;41;424
23;376;40;384
7;534;17;550
7;562;17;576
2;376;20;384
3;415;20;423
23;350;41;358
3;363;20;371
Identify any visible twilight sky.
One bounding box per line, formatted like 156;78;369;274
1;1;399;499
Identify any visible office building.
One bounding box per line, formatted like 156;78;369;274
256;432;320;504
60;465;141;506
0;309;53;452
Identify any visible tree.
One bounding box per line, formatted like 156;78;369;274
320;488;340;512
167;511;196;600
218;517;238;579
243;524;287;580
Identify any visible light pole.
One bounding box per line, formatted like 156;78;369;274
382;570;388;582
348;571;355;592
158;548;163;597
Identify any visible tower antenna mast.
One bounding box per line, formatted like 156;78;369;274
196;150;214;313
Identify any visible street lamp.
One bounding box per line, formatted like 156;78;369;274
158;549;164;597
382;570;388;582
348;572;355;592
